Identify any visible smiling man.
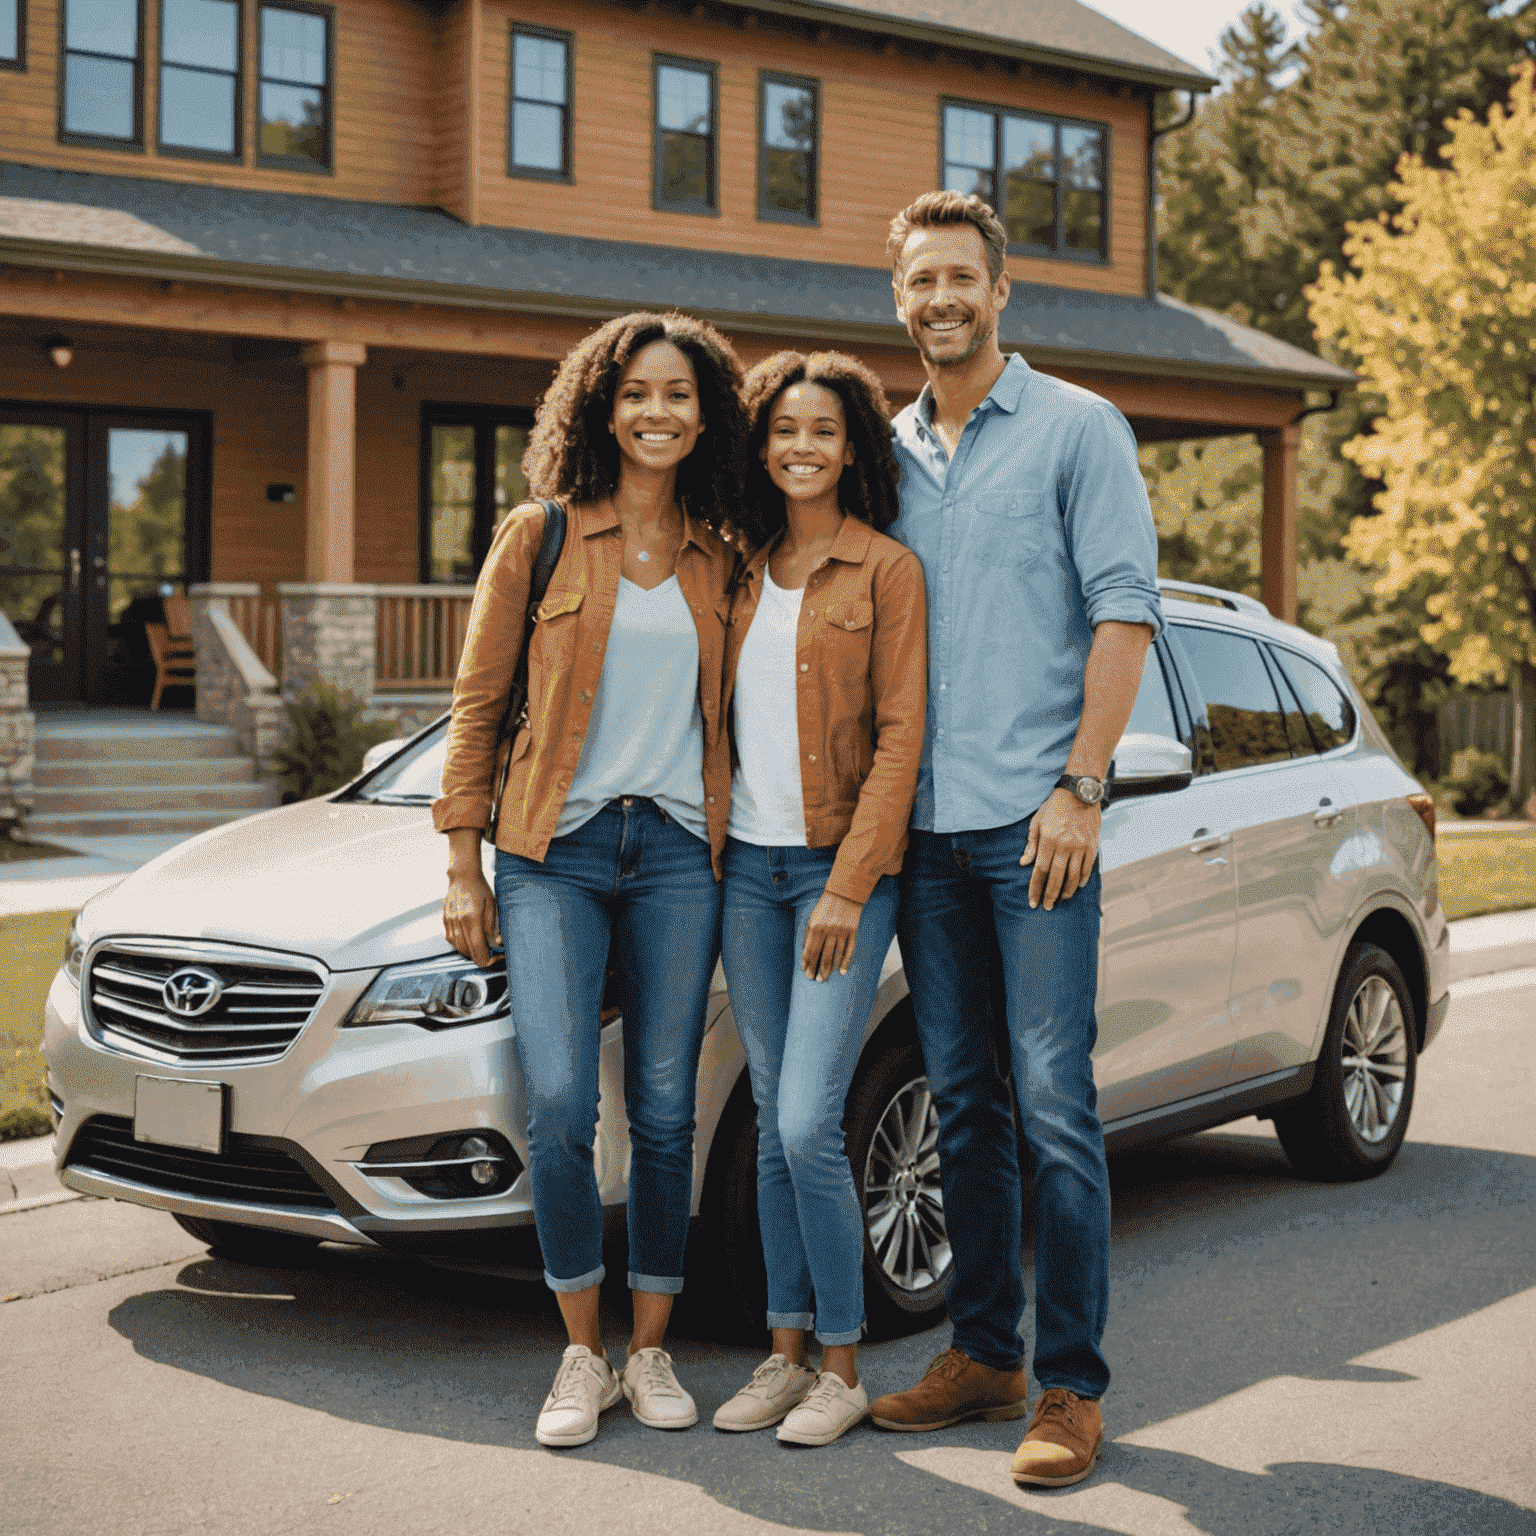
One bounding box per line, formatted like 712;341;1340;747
867;191;1162;1489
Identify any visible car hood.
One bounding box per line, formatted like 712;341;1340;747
78;798;463;972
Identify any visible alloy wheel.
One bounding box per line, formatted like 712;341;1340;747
1340;974;1409;1144
861;1076;951;1293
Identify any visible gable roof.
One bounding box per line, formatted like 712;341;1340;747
744;0;1216;90
0;161;1350;393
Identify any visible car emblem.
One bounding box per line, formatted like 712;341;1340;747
162;966;225;1019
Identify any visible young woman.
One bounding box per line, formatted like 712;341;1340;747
712;352;927;1446
434;312;747;1449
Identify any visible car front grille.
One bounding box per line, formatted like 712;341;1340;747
66;1116;337;1210
86;939;327;1066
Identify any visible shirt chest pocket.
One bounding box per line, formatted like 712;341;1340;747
530;589;585;678
973;490;1047;571
819;600;874;686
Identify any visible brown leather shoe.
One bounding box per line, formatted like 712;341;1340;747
868;1348;1030;1431
1010;1388;1103;1487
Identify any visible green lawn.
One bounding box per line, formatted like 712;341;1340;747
0;910;72;1141
1;834;1531;1143
1437;830;1536;922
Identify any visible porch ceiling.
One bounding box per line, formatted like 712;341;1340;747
0;159;1355;397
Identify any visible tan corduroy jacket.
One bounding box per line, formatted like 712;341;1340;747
723;517;928;904
432;498;734;874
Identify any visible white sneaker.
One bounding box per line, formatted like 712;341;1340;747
535;1345;623;1448
777;1370;870;1446
622;1346;699;1429
712;1353;819;1432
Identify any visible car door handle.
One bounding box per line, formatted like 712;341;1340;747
1188;829;1231;855
1314;799;1345;828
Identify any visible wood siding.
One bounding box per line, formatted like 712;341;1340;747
0;0;440;204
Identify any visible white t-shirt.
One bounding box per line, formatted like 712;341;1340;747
728;565;807;846
555;575;709;841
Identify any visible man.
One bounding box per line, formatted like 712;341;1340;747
867;191;1161;1489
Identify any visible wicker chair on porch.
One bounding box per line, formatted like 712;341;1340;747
145;593;196;710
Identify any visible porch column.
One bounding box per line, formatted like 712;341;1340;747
1259;420;1301;625
300;341;367;583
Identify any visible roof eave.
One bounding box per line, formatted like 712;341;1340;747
735;0;1217;92
0;235;1350;393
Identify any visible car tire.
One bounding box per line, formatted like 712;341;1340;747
845;1036;953;1338
1273;941;1417;1182
172;1213;323;1264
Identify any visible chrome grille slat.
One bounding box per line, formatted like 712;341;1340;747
85;941;327;1066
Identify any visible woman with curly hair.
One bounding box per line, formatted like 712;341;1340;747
710;352;927;1446
433;311;747;1449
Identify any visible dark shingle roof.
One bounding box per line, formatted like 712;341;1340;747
747;0;1215;88
0;160;1350;392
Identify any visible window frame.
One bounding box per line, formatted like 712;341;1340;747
1266;642;1360;757
155;0;243;164
651;51;719;217
254;0;334;175
57;0;146;151
2;0;26;72
756;68;819;227
939;95;1111;264
507;22;573;184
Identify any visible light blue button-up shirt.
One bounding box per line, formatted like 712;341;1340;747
889;353;1162;834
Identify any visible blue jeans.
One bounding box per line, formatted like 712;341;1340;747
897;815;1110;1398
721;839;899;1345
495;798;721;1295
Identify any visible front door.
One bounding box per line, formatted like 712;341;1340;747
420;404;535;583
0;407;208;702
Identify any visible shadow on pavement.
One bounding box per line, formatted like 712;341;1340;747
105;1132;1536;1536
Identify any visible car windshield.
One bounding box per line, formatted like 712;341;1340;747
346;717;449;804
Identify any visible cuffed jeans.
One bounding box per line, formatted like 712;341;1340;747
495;797;721;1295
721;838;898;1345
897;814;1110;1399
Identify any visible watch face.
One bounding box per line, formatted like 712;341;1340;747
1074;776;1104;804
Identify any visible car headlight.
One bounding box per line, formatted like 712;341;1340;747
62;916;87;988
344;954;509;1030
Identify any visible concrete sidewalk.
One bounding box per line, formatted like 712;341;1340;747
0;831;193;916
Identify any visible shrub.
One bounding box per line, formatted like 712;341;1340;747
273;682;398;803
1447;747;1510;819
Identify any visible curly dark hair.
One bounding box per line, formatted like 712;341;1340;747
735;350;901;553
521;311;748;529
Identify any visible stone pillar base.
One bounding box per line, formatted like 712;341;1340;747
278;583;379;702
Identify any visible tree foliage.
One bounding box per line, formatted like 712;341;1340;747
1310;62;1536;802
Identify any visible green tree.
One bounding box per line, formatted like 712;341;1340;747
1155;0;1536;772
1310;62;1536;808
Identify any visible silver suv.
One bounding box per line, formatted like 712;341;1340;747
42;580;1448;1335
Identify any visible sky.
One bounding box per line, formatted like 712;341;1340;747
1080;1;1314;77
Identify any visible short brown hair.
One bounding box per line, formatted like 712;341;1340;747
886;190;1008;283
523;311;747;529
735;350;901;552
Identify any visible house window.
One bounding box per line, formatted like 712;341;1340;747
420;408;534;584
942;101;1107;260
60;0;142;145
2;0;24;70
257;2;330;170
509;25;571;180
158;0;239;158
654;55;717;213
759;71;817;223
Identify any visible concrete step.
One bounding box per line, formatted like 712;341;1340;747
35;726;243;763
26;807;274;839
32;782;275;815
34;756;258;789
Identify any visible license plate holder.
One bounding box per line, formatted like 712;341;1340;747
134;1076;227;1155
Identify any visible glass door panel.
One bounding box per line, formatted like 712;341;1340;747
0;414;85;701
421;408;534;582
427;423;477;584
493;423;530;531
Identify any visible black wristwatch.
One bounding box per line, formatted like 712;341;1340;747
1056;773;1107;806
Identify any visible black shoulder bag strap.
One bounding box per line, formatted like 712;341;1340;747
484;498;568;845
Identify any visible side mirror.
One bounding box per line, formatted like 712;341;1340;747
1111;733;1193;800
361;738;409;774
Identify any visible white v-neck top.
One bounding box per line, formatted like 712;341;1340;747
727;565;808;846
555;575;708;841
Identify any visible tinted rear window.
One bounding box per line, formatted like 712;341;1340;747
1269;646;1356;752
1174;625;1292;772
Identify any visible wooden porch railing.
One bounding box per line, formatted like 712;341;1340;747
228;592;280;678
375;585;476;691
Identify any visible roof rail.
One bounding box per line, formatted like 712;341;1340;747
1157;578;1273;619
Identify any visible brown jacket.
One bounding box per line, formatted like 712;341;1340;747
433;499;733;873
724;518;927;904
